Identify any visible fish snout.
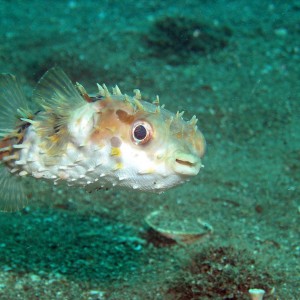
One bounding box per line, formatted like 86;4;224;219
172;153;202;176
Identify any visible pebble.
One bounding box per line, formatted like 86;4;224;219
274;28;288;36
89;290;106;299
30;274;41;282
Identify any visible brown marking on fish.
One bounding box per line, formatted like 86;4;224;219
116;109;135;124
76;82;93;103
90;109;125;143
0;139;12;161
90;100;136;144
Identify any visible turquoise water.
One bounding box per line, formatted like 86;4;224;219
0;1;299;299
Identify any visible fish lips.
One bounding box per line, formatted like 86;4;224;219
172;153;202;176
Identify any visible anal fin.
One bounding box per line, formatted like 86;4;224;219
0;166;27;212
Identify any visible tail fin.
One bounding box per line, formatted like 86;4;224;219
0;167;27;212
0;73;30;212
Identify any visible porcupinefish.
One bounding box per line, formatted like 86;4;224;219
0;67;205;211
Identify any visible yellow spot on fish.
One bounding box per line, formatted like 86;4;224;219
114;162;123;170
111;147;121;157
176;132;183;139
141;168;155;174
48;134;60;143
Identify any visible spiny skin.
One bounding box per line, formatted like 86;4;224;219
0;68;205;210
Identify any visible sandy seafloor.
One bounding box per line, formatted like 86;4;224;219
0;0;299;299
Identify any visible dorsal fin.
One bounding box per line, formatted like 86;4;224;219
33;68;86;157
33;67;85;109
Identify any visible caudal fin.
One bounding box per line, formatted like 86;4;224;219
0;73;31;212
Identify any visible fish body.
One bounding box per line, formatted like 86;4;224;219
0;68;205;211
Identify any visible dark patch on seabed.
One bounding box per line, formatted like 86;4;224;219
0;0;300;299
144;15;232;65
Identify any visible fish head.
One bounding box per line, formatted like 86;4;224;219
90;91;205;192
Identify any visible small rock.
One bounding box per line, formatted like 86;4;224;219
89;290;105;299
30;274;41;282
274;28;287;36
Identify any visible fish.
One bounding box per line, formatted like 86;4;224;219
0;67;205;212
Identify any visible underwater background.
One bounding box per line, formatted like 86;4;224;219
0;0;299;299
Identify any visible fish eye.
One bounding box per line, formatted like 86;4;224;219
132;121;153;145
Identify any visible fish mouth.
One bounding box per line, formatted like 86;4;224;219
173;153;201;176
